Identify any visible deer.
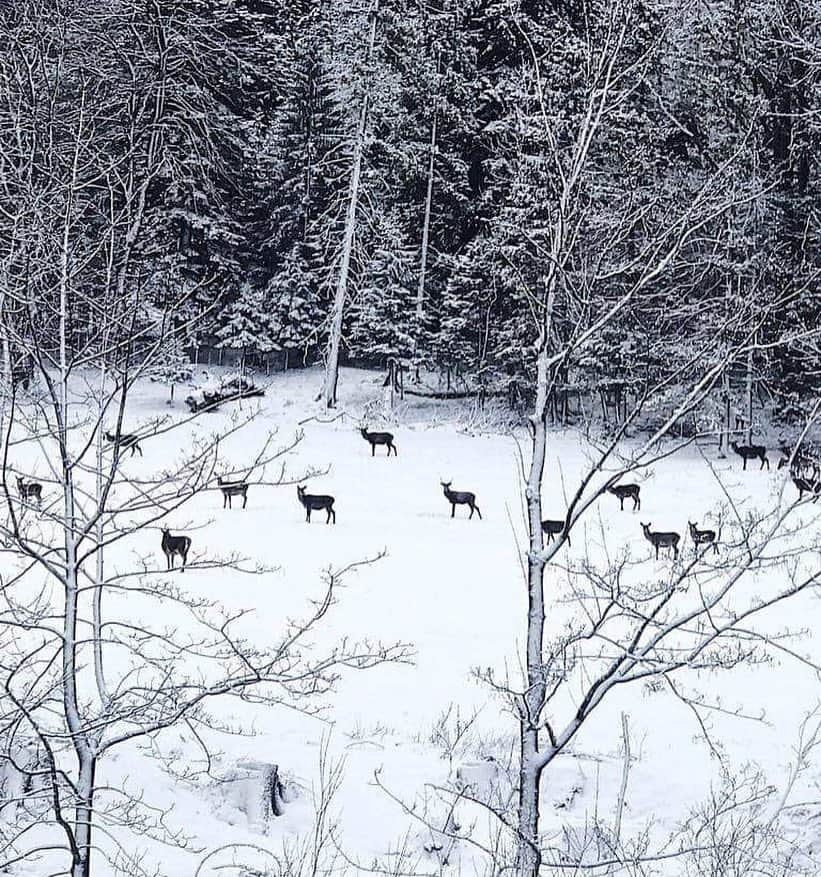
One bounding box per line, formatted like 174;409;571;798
359;426;397;457
16;476;42;509
161;527;191;571
105;429;143;457
641;522;680;559
791;464;821;502
606;483;640;511
297;485;336;524
541;519;570;546
730;441;769;471
217;475;248;509
778;444;819;473
440;481;482;519
688;521;719;553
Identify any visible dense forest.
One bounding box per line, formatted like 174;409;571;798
0;0;818;414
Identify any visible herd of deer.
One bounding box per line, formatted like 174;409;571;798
583;441;818;561
9;428;821;572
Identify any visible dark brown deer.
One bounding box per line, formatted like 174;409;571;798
297;485;336;524
217;475;248;509
730;441;768;471
791;465;821;502
16;476;42;508
359;427;397;457
641;522;680;559
541;519;570;546
606;483;640;511
777;445;793;470
441;481;481;519
105;430;143;457
688;521;718;553
161;527;191;571
778;445;820;476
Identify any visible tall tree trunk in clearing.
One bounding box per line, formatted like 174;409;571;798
320;1;379;409
57;128;97;875
516;286;555;876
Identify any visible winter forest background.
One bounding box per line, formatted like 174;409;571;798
3;2;821;877
1;0;818;413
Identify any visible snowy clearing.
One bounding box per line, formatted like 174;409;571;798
5;366;821;876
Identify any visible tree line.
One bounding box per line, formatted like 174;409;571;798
1;0;818;414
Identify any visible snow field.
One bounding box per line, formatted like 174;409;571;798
5;366;821;875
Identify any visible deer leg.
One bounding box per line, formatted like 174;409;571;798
451;504;455;518
475;505;482;520
242;493;247;509
619;498;625;511
371;444;375;457
306;509;311;523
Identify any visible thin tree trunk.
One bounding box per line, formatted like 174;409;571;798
93;362;109;708
745;324;754;445
320;1;379;409
608;713;631;876
414;56;438;362
517;285;556;877
719;273;733;457
59;94;96;877
721;367;731;456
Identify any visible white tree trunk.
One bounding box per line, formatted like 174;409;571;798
745;327;754;445
719;273;733;456
414;75;438;360
516;287;555;877
320;2;379;409
58;100;97;877
93;362;110;708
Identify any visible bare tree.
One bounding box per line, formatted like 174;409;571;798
470;4;821;875
0;7;410;875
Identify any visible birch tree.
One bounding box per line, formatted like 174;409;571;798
320;0;380;408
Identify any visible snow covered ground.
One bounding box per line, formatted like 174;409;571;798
6;366;821;876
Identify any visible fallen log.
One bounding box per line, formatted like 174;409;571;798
403;387;504;400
